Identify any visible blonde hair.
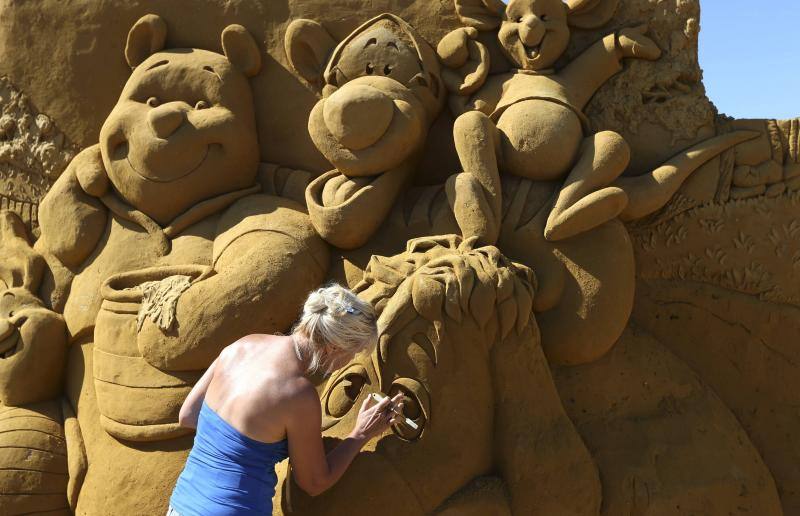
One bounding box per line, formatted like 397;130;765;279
292;284;378;374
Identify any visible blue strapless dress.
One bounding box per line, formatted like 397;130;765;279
170;402;289;515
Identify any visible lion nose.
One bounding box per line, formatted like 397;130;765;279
148;105;186;139
323;85;394;150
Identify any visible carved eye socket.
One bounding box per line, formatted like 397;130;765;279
516;16;523;22
383;64;393;75
195;100;209;110
388;378;430;442
365;63;375;75
146;97;160;108
324;365;369;418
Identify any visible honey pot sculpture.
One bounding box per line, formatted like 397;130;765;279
0;0;796;514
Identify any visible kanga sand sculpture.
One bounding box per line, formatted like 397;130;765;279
0;0;796;514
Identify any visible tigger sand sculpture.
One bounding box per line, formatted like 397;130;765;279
285;13;446;249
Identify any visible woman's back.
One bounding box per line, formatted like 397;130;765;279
168;284;394;515
205;335;307;443
170;336;304;515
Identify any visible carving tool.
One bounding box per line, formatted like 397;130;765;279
370;392;419;430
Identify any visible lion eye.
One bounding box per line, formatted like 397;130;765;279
324;369;368;418
541;14;549;21
516;16;523;22
365;63;374;75
146;97;160;107
195;100;209;110
383;65;393;75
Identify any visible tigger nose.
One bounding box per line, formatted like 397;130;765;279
323;85;394;150
148;104;186;139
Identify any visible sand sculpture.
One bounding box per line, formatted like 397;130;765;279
281;236;601;514
288;10;756;366
1;15;328;515
0;211;71;515
0;0;796;514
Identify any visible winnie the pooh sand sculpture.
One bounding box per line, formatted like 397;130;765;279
29;15;328;515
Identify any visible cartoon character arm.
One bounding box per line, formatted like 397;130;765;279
258;163;313;206
439;0;508;117
35;145;109;309
306;165;411;250
437;27;492;116
37;145;108;271
561;26;661;110
135;195;330;371
614;130;760;221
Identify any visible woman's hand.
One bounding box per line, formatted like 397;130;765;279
288;389;405;497
349;393;404;441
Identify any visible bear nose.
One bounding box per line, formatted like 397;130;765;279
148;104;186;139
519;16;545;46
323;85;394;151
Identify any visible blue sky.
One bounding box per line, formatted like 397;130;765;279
499;0;799;119
699;0;798;119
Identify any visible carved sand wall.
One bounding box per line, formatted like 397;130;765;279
0;77;78;233
0;0;795;514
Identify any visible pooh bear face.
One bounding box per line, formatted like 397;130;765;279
499;0;570;70
99;16;262;225
0;288;67;407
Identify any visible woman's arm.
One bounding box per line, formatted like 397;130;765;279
286;391;402;496
177;357;219;429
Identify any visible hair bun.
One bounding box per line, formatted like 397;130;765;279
293;283;378;374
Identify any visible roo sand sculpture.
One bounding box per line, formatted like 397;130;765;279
0;0;796;514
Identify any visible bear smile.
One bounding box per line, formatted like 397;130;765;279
121;143;213;183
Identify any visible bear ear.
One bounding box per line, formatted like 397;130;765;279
125;14;167;69
565;0;619;29
284;19;337;87
454;0;507;31
221;25;262;77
